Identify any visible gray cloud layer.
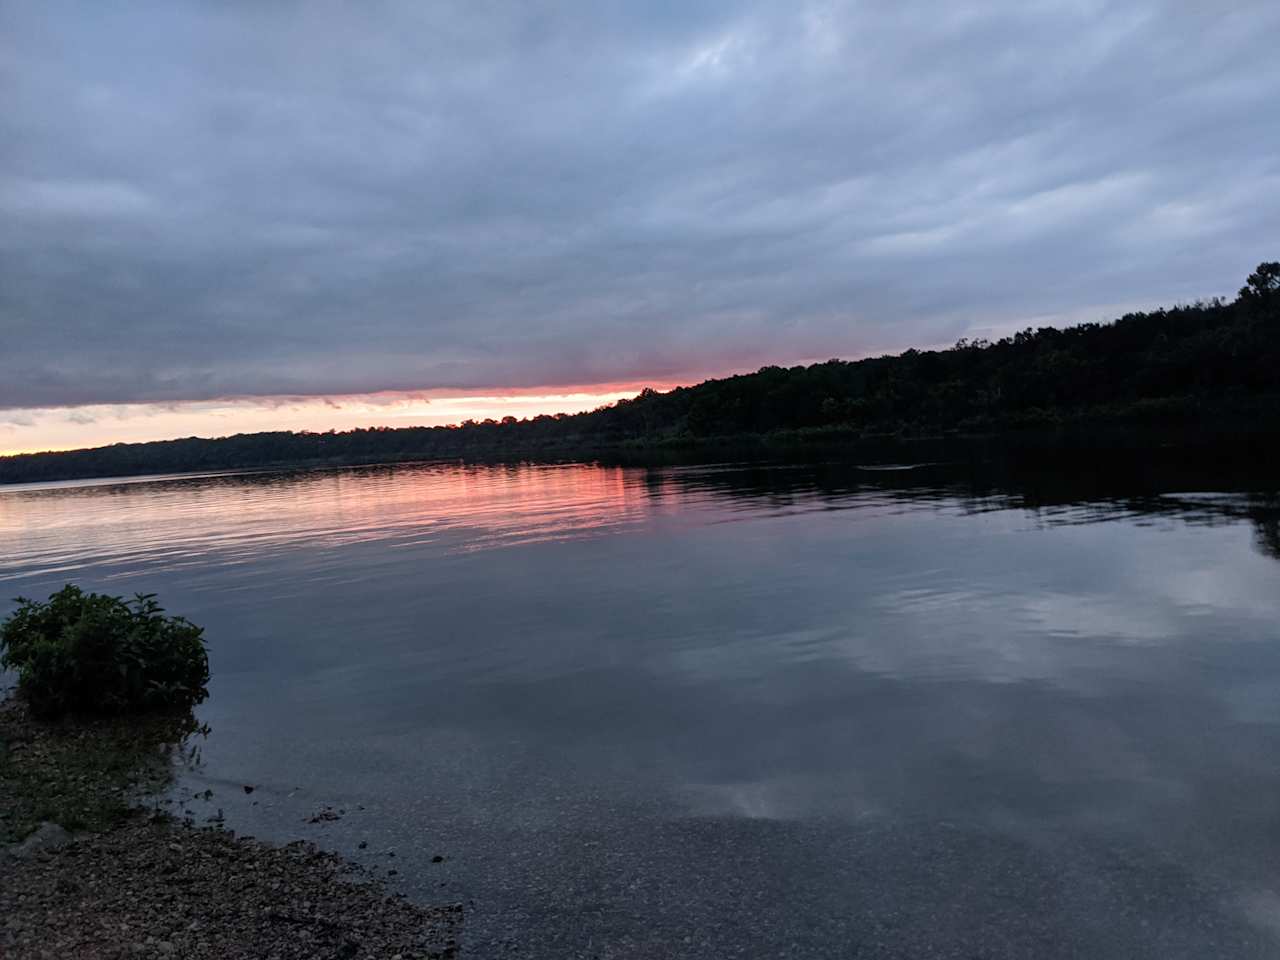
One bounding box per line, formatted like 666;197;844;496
2;1;1277;408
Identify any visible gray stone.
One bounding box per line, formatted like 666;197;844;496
6;821;72;859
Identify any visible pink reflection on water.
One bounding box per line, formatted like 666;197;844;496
0;462;677;585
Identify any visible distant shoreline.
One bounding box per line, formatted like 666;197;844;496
5;270;1278;487
4;417;1280;490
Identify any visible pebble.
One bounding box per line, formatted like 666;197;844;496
0;820;461;959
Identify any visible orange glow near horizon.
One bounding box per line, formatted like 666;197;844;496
0;382;684;457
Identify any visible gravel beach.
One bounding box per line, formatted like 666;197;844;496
1;695;461;959
2;819;461;959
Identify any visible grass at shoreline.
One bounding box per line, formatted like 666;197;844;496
0;695;203;844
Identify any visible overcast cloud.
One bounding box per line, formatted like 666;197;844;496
1;0;1277;409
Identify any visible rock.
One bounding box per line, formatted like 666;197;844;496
243;784;255;794
6;821;72;859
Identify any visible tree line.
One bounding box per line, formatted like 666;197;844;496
2;262;1277;485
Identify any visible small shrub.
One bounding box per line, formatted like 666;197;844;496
1;585;209;718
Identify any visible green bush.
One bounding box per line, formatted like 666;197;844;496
1;585;209;718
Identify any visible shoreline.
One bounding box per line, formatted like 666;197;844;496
6;409;1280;488
4;421;1280;492
0;694;461;959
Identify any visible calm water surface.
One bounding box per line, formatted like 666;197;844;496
3;458;1280;958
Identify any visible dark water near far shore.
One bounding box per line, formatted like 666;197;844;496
3;454;1280;958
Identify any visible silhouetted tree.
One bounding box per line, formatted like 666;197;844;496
1239;262;1280;303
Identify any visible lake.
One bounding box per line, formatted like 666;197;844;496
3;456;1280;958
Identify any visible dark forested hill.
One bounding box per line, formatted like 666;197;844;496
3;263;1278;485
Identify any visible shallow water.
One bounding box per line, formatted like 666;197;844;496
3;457;1280;958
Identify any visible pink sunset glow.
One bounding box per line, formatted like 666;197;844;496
0;383;681;457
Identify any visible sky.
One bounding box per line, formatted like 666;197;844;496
1;1;1278;454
